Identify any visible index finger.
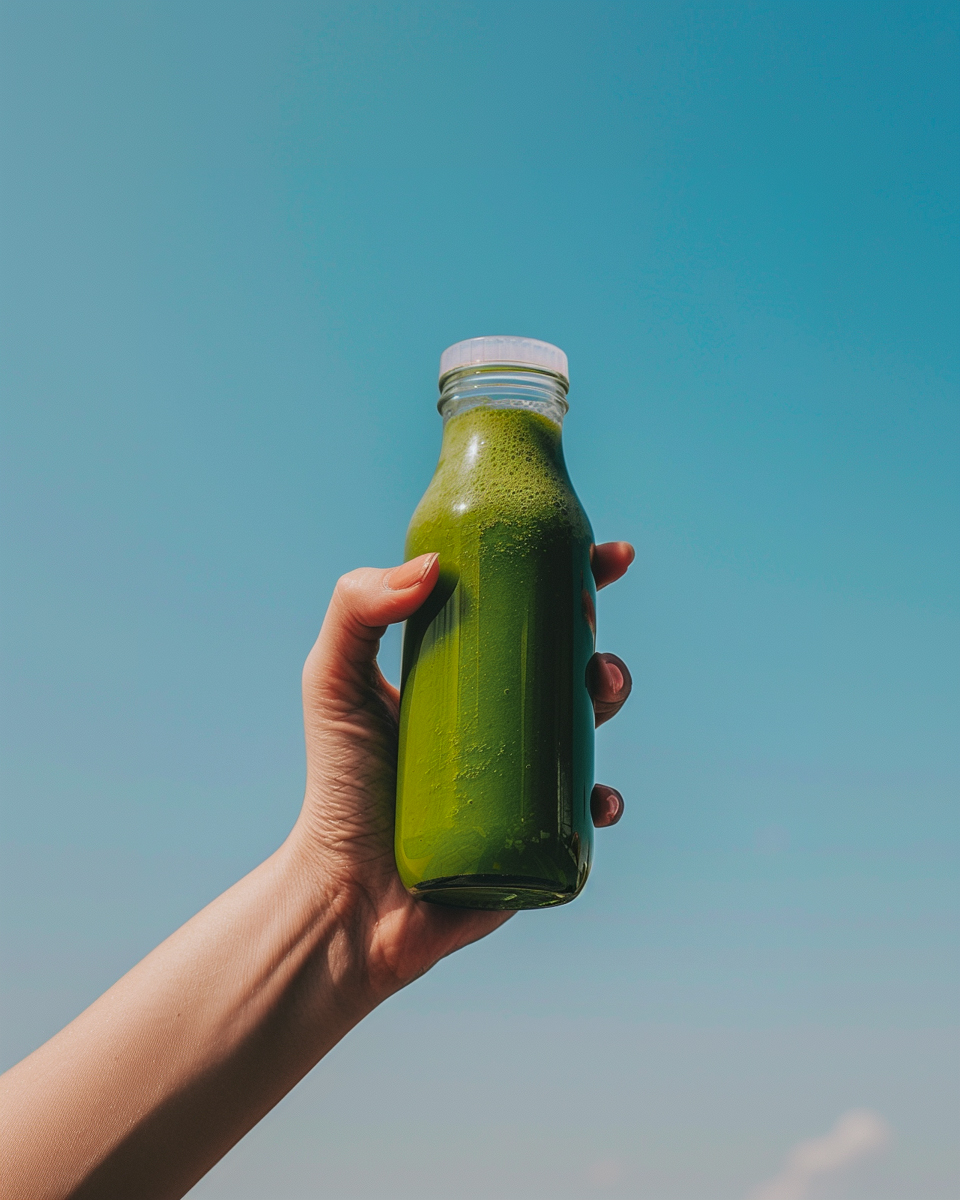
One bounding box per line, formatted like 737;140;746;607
591;542;635;590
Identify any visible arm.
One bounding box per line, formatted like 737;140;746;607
0;544;633;1200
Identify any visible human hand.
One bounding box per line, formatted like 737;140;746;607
293;541;635;1003
0;544;634;1200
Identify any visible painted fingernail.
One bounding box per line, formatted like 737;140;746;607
603;660;624;695
385;553;438;591
591;785;625;827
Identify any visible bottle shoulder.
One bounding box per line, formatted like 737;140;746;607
407;472;593;550
408;407;594;552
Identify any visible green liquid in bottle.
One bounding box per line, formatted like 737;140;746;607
395;402;596;910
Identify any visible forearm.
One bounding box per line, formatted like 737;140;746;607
0;835;379;1200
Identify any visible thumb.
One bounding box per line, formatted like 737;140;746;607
307;553;439;681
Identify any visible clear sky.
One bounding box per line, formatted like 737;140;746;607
1;3;957;1197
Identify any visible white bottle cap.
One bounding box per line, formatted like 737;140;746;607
439;336;569;384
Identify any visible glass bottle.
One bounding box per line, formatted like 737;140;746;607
395;337;597;910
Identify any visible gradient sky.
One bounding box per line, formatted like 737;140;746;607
2;3;958;1198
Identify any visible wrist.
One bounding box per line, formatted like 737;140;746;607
276;827;398;1011
279;821;426;1010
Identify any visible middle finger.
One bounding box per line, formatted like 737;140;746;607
587;652;633;727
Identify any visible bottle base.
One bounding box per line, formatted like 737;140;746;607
409;873;580;911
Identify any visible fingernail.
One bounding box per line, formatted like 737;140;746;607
603;660;624;695
591;784;625;828
385;553;438;591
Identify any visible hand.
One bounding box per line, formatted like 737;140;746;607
0;543;634;1200
294;541;635;1002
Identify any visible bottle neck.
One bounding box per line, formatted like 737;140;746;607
438;367;569;428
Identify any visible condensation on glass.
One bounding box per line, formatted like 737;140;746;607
395;338;596;910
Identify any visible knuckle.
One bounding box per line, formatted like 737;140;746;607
335;568;363;593
334;568;371;609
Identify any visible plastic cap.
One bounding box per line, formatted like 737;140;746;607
439;336;569;383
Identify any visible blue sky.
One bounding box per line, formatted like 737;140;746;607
1;3;957;1197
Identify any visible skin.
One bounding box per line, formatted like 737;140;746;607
0;542;634;1200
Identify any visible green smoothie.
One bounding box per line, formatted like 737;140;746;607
395;400;596;909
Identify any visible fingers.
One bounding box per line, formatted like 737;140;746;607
310;553;439;674
586;552;631;826
587;652;633;727
591;784;624;827
587;549;631;828
591;541;635;590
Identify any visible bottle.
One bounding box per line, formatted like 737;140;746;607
395;337;597;910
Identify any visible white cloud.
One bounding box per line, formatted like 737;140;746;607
747;1109;890;1200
